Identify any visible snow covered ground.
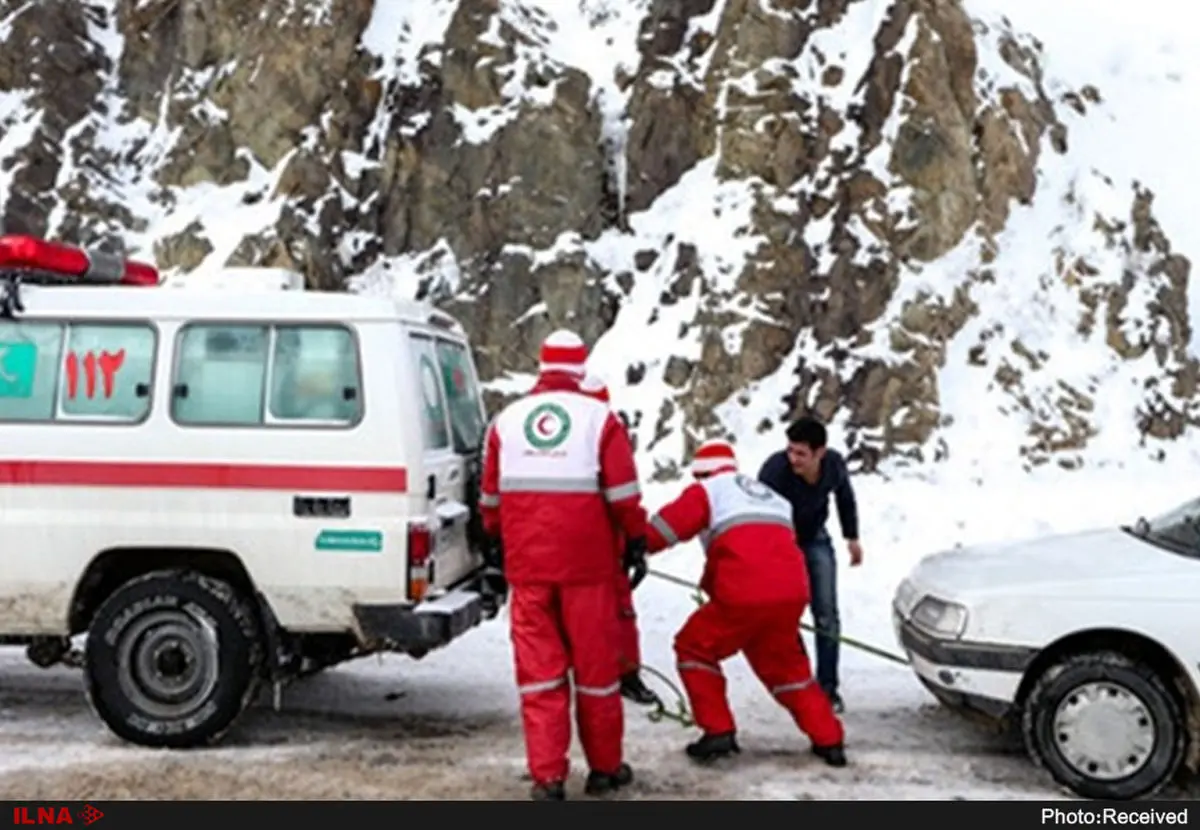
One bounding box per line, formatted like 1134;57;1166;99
4;450;1200;800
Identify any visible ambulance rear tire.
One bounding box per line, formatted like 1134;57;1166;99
83;569;264;748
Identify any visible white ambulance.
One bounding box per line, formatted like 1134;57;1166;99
0;235;504;748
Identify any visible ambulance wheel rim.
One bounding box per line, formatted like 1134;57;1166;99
115;608;219;719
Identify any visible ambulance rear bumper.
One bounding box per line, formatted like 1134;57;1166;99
352;570;502;653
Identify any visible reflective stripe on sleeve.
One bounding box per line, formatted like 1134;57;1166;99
650;514;679;545
603;481;640;502
479;493;500;507
499;476;600;494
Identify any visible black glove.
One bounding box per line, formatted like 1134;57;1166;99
623;537;648;590
478;536;508;616
483;536;504;571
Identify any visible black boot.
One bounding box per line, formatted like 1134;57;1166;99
812;743;847;767
619;671;659;706
685;731;740;763
584;762;633;796
530;780;566;800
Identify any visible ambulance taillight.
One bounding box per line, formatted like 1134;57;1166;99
407;521;433;601
0;234;161;286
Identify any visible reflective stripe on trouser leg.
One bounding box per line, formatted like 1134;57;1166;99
520;677;567;695
510;584;574;785
769;679;814;696
518;678;573;784
743;614;844;749
771;677;844;748
675;658;735;735
559;580;624;775
674;603;740;735
573;679;623;774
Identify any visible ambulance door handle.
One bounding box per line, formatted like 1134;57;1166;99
426;474;436;500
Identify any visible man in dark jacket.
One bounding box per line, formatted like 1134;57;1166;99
757;416;862;713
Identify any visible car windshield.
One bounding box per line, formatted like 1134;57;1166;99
1125;497;1200;558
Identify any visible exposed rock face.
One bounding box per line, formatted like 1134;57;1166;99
0;0;1194;475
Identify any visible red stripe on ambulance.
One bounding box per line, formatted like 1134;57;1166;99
0;461;408;493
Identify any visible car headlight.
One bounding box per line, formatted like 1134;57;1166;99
893;578;919;615
910;595;968;639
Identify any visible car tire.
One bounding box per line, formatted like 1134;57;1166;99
1022;650;1186;800
83;569;264;748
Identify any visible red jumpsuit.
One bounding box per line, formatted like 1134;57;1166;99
578;378;641;675
479;372;648;786
645;470;844;748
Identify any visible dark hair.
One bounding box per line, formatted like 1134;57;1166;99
786;416;827;449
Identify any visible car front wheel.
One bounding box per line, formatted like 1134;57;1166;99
83;569;264;748
1022;650;1186;800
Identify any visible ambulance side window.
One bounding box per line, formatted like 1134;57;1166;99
171;323;363;428
58;323;157;422
409;334;451;451
0;321;65;421
268;326;361;424
0;320;156;423
173;325;269;426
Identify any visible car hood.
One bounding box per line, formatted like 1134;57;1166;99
908;527;1195;596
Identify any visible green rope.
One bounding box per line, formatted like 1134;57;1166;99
638;662;695;727
644;567;910;666
635;566;912;730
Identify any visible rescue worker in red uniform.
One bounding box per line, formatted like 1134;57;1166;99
643;439;848;767
479;330;650;800
578;373;658;707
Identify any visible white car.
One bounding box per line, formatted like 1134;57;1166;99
893;499;1200;800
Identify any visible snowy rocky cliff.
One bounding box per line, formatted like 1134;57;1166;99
1;0;1196;477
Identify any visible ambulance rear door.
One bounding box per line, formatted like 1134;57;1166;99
404;326;486;589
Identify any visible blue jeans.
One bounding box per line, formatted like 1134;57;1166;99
802;532;839;697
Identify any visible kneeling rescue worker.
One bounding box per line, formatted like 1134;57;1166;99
479;331;650;800
579;372;658;707
643;439;848;767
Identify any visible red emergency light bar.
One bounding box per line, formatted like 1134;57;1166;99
0;234;160;286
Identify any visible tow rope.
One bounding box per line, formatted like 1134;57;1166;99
636;567;910;728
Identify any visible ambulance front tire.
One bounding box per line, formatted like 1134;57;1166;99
83;569;264;749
